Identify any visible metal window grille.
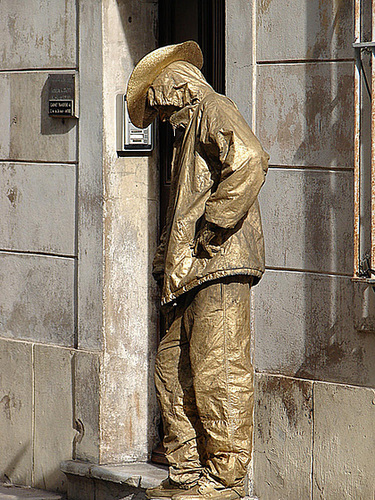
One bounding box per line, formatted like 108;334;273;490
353;1;375;281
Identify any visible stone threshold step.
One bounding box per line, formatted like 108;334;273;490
61;461;258;500
0;484;63;500
61;460;168;489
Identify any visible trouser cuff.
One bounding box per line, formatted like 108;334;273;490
202;469;245;489
169;470;202;488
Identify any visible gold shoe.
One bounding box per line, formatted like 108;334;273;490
171;481;245;500
146;479;191;499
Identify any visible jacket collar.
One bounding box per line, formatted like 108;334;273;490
169;103;198;129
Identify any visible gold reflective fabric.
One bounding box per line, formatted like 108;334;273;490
127;50;269;491
155;278;253;488
149;61;269;306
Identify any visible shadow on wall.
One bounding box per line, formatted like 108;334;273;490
0;440;67;492
1;442;30;484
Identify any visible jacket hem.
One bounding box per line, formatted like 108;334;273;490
161;268;263;306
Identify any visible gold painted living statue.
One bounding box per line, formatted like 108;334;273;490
126;41;269;500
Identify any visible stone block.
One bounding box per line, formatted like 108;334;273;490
260;168;353;275
253;270;309;376
257;0;353;61
95;481;144;500
0;253;75;346
77;0;104;351
60;461;92;478
253;270;375;387
104;0;158;74
103;197;159;357
256;62;354;168
33;345;75;493
97;0;160;461
253;373;313;500
65;475;95;500
90;463;168;489
102;175;159;463
0;162;75;255
313;382;375;499
0;73;77;163
100;354;159;463
105;157;159;205
0;338;33;486
61;461;169;500
0;0;76;70
73;351;101;462
226;0;253;124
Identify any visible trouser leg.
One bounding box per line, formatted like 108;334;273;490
155;277;253;488
187;278;253;488
155;299;205;486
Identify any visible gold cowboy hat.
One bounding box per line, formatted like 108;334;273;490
126;41;204;129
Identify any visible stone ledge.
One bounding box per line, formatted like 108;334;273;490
61;461;258;500
60;461;168;489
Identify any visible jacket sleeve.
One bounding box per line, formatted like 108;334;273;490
201;102;269;229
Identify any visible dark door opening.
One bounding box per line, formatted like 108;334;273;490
151;0;225;465
158;0;225;230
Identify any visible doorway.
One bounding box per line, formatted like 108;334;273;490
158;0;225;229
151;0;225;465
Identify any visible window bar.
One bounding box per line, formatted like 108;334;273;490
353;0;375;281
353;0;361;277
371;0;375;273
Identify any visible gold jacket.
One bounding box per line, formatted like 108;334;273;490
150;62;269;306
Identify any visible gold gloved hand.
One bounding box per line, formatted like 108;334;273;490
193;222;221;258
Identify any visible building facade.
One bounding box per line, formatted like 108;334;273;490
0;1;374;499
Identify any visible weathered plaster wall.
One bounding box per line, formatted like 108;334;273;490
100;0;159;463
225;0;254;126
77;0;104;351
250;0;375;498
0;0;103;489
0;0;160;487
0;0;79;492
0;338;77;491
3;0;373;498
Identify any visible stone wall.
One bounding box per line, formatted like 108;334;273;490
250;0;375;498
0;0;159;493
99;0;160;463
0;0;79;493
1;0;374;498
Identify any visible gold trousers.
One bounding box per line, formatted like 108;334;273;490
155;277;254;488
